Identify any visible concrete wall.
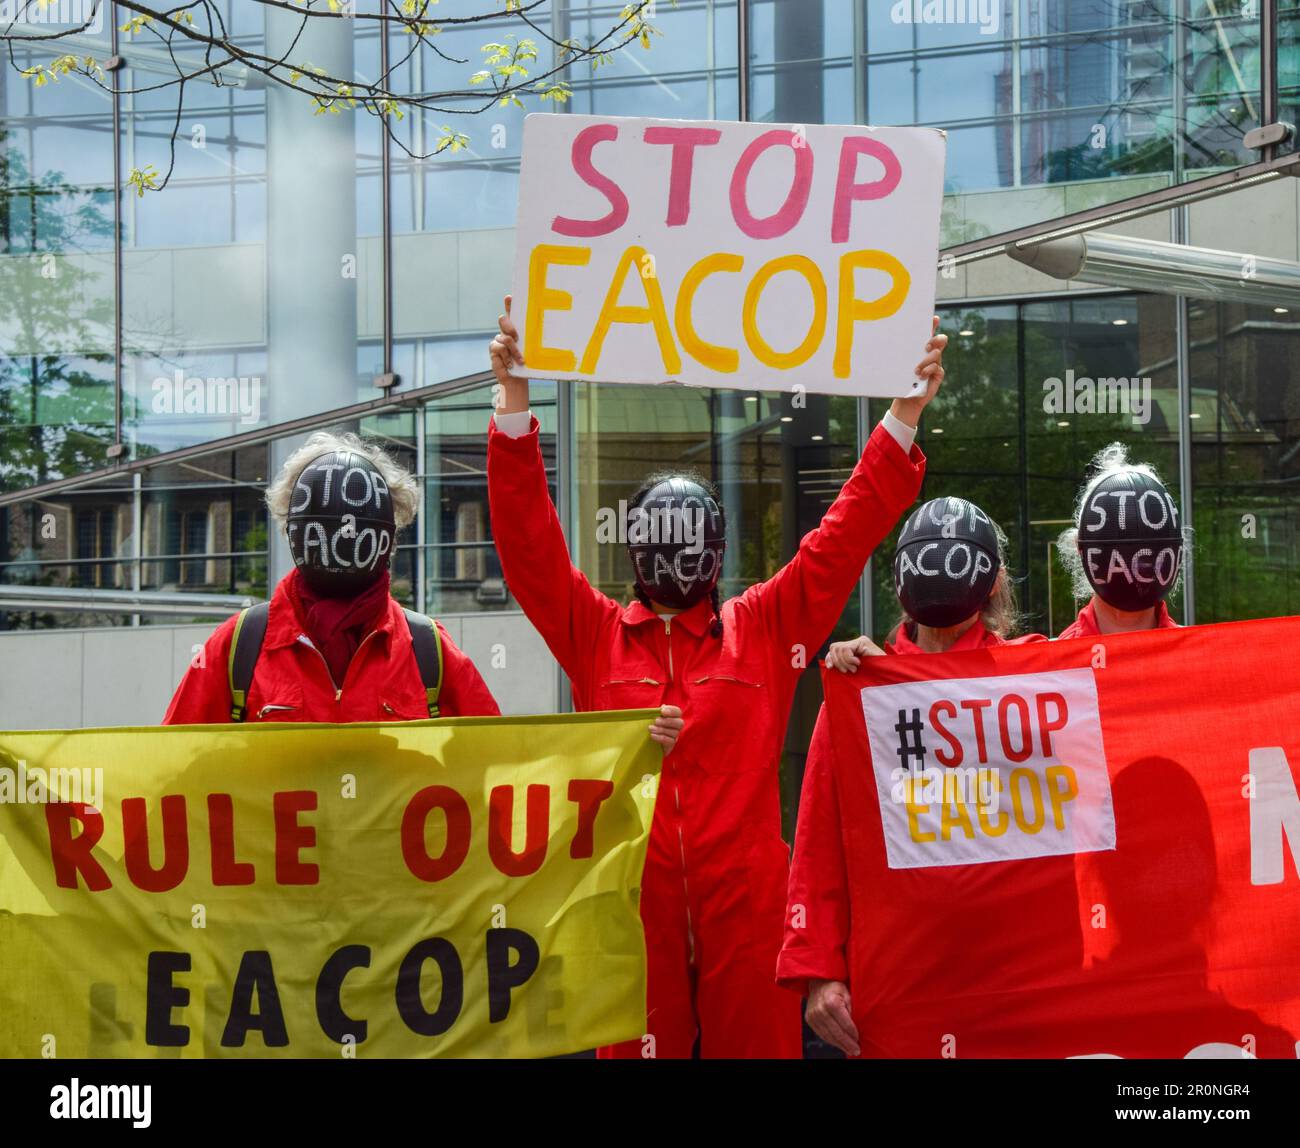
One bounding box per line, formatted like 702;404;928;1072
0;609;559;730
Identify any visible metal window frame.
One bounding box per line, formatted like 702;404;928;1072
0;371;498;509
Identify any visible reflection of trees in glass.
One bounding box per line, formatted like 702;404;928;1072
1193;501;1298;621
1214;508;1297;617
1188;307;1300;622
738;499;783;589
0;145;115;494
3;2;666;194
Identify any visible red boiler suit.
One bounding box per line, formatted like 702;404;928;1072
777;621;1099;1060
778;620;1045;997
164;573;500;724
487;413;925;1057
1058;599;1179;640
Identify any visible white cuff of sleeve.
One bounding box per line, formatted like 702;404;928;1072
880;407;917;455
494;409;532;438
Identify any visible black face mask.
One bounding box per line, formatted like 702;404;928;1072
893;496;1001;628
287;450;396;597
626;476;726;611
1076;469;1181;612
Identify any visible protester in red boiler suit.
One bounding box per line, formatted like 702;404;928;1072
779;499;1065;1057
488;294;946;1058
164;432;685;744
163;432;506;725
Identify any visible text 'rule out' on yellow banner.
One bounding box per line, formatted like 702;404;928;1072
0;711;662;1059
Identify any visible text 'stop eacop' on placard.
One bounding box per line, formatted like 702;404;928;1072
511;114;947;398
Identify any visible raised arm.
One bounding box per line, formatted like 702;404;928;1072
740;320;946;664
487;297;622;702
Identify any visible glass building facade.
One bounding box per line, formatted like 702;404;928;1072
3;2;1299;741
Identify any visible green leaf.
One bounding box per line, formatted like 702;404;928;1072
127;165;160;197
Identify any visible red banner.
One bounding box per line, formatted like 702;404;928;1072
820;617;1300;1058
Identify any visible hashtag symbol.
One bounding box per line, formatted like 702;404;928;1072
894;707;927;771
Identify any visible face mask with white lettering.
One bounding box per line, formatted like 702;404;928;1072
287;450;395;596
1076;469;1181;612
893;496;1001;629
626;475;726;611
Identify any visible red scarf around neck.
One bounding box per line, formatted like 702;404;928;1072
285;568;392;687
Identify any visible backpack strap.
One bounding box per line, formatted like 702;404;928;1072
402;609;445;719
227;602;270;722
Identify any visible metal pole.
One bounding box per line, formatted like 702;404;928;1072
1174;208;1196;624
1016;305;1031;614
111;3;123;450
853;3;875;636
415;409;427;614
1174;0;1186;186
736;0;749;123
556;378;575;713
131;470;141;626
1170;1;1193;636
381;17;394;374
721;0;764;595
706;0;716;118
1010;0;1021;186
1261;0;1279;161
857;396;873;637
853;0;865;125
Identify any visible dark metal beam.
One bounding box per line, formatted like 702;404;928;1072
0;370;496;509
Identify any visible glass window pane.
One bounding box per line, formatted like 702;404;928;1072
422;381;557;614
2;37;116;491
1189;300;1300;621
868;50;1013;127
1021;294;1181;636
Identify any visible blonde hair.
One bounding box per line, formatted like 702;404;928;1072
980;558;1022;639
1056;441;1191;600
265;431;419;532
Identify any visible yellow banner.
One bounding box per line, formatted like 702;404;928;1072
0;711;660;1059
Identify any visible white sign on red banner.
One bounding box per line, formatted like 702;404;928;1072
860;668;1117;869
511;113;947;398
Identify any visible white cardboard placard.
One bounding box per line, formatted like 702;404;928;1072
511;113;946;397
